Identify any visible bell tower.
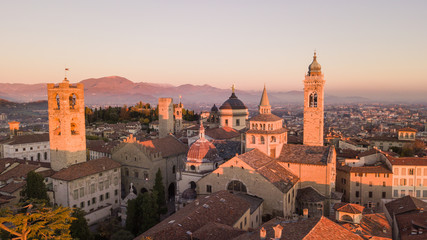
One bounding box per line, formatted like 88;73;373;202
47;77;86;171
303;52;325;146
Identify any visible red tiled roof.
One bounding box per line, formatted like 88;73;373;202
187;139;220;163
395;211;427;240
235;216;362;240
250;113;283;122
385;195;427;216
278;144;333;165
337;164;392;174
51;158;120;181
140;135;188;158
191;222;246;240
398;127;418;132
138;190;250;240
0;163;39;182
334;203;365;214
0;133;49;145
0;181;25;194
205;127;240;140
386;156;427;166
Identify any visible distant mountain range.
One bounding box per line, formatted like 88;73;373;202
0;76;370;107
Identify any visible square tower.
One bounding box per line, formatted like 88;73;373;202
303;52;325;146
47;78;86;171
174;100;183;134
159;97;174;138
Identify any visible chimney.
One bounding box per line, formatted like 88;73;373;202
260;227;266;240
303;208;309;218
273;224;283;239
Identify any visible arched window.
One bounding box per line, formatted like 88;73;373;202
69;93;77;109
37;153;41;161
260;136;265;144
405;133;409;139
400;133;404;138
271;136;276;143
227;180;247;193
410;133;414;138
54;119;61;135
309;92;318;107
55;94;60;109
251;135;256;144
71;122;78;135
255;124;258;130
190;181;196;189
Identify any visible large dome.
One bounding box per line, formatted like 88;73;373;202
187;139;219;163
219;92;247;110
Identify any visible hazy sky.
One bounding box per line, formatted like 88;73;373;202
1;1;426;97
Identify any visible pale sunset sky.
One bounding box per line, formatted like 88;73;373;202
0;1;426;98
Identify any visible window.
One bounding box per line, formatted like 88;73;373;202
260;136;265;144
401;190;406;197
69;93;77;109
417;190;421;197
341;178;346;184
369;181;372;187
80;202;85;208
244;217;247;226
400;178;407;186
384;173;389;178
409;169;414;175
382;192;386;198
92;197;96;204
99;181;104;191
271;136;276;143
15;149;18;152
383;181;386;187
309;92;318;107
23;148;26;151
115;189;118;196
206;185;212;193
134;171;139;178
37;153;41;161
424;190;427;198
236;119;240;126
87;200;90;206
227;180;247;193
100;194;104;202
409;190;414;197
73;190;79;200
251;135;255;144
106;192;110;199
369;191;373;198
44;152;47;160
172;165;176;174
225;119;228;126
90;184;95;194
125;168;129;176
356;181;359;186
355;191;359;198
394;190;398;197
79;187;84;198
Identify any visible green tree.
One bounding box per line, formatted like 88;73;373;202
153;169;167;215
0;204;74;240
70;208;92;240
141;191;159;233
21;171;49;203
110;229;134;240
126;194;144;235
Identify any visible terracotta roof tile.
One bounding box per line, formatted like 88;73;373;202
385;195;427;216
191;222;246;240
395;211;427;240
386;156;427;166
334;203;365;214
140;135;188;158
51;157;120;181
0;133;49;145
0;181;25;194
398;127;418;132
250;113;283;122
0;163;39;181
138;190;250;240
297;187;326;203
205;127;240;140
337;164;392;174
278;144;333;165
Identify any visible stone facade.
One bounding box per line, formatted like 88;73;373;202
112;135;187;199
47;78;86;171
219;87;249;131
158;98;174;138
303;52;325;147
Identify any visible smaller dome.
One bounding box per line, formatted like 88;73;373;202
308;52;321;75
211;104;218;112
187;139;219;163
182;188;197;200
219;92;247;110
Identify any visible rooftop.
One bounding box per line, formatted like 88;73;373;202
51;157;120;181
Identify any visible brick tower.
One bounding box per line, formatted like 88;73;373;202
174;97;183;134
159;97;174;138
303;52;325;146
47;77;86;171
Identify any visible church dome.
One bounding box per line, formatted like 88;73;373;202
219;92;247;110
187;139;219;163
211;104;218;112
308;52;321;75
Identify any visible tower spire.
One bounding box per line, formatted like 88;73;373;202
199;120;205;139
259;85;271;114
